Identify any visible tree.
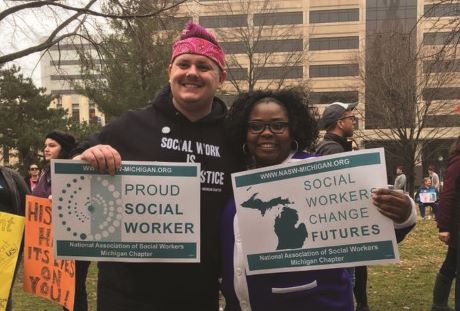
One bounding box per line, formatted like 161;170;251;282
207;0;307;95
68;120;103;144
356;14;458;195
75;0;178;118
0;66;101;175
0;0;186;65
0;65;69;173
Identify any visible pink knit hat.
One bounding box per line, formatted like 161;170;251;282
171;21;225;70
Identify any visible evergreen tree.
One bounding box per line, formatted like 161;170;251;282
0;65;68;174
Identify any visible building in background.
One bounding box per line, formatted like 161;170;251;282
176;0;459;186
41;39;105;126
38;0;459;187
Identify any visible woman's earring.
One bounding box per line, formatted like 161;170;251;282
242;143;249;155
291;140;299;152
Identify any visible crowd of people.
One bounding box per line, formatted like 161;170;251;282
1;21;459;311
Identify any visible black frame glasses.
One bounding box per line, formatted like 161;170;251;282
29;167;39;171
247;121;289;134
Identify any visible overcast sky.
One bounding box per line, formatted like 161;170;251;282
0;2;48;86
1;0;104;87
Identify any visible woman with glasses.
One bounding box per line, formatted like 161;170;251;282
221;89;415;310
25;164;40;192
221;89;356;310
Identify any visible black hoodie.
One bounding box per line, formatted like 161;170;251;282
73;86;242;310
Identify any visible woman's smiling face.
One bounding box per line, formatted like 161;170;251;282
246;101;292;168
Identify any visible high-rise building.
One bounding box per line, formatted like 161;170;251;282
177;0;459;184
41;39;105;126
39;1;459;184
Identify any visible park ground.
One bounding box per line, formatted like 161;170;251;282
12;219;454;310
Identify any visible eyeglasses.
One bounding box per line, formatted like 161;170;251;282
247;121;289;134
339;116;357;122
30;167;39;171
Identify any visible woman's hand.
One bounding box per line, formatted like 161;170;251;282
73;144;122;175
372;188;412;224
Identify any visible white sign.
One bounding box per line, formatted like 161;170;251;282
51;160;201;262
419;192;437;203
231;148;399;275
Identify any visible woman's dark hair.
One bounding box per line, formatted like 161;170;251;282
45;130;77;160
225;89;319;158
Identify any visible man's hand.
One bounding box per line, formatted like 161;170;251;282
439;232;450;245
73;144;121;175
372;188;412;223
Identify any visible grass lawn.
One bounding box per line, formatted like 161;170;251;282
11;219;453;310
368;219;454;310
11;262;97;310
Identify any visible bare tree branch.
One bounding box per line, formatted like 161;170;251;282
355;16;458;193
1;0;186;22
209;0;307;95
0;0;59;22
0;0;97;64
0;0;186;65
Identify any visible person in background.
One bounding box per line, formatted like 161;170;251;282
315;102;357;155
71;21;242;310
316;102;365;308
221;90;415;311
316;101;416;311
394;166;407;192
32;130;89;311
433;135;460;311
429;165;441;192
24;163;40;192
0;165;29;311
415;177;440;220
348;138;371;311
33;131;77;199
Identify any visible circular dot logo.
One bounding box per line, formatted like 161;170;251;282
56;175;122;241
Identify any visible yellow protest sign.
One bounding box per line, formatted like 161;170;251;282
23;195;75;310
0;211;24;311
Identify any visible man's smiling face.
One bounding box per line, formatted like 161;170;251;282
168;54;226;119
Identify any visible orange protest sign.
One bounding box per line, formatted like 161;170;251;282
23;195;75;310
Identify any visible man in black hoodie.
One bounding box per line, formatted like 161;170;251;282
72;22;242;311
